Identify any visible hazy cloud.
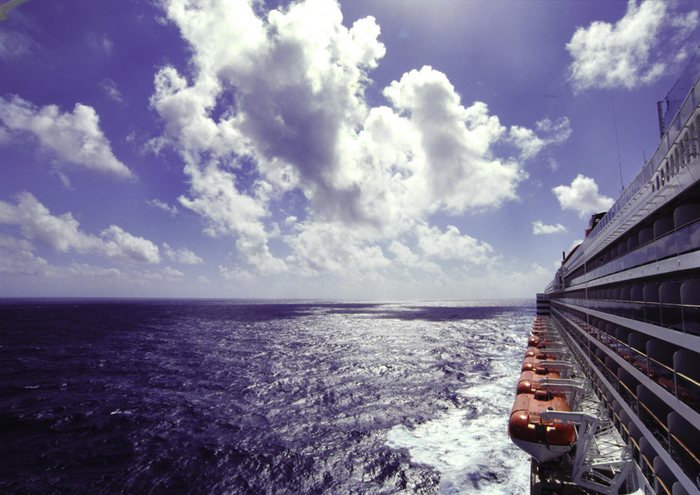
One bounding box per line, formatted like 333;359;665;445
0;96;133;178
0;29;37;60
147;199;179;216
100;79;124;103
163;242;204;265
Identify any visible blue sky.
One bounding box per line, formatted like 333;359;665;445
0;0;698;299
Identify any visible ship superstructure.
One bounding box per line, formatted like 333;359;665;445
509;57;700;495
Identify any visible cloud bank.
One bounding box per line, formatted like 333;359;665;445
150;0;569;285
0;192;159;263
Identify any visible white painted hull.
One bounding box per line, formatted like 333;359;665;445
510;437;571;463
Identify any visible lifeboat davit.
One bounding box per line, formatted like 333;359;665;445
516;369;562;394
508;390;576;462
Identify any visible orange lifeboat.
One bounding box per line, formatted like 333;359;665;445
516;369;562;394
508;390;575;462
527;334;557;347
523;350;557;360
521;354;557;372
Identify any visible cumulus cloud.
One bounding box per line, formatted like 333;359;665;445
151;0;566;279
552;174;614;218
567;0;699;91
163;242;203;265
0;192;160;263
532;220;567;235
0;95;133;178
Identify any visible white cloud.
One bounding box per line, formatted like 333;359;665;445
388;240;440;274
415;223;493;264
88;33;114;55
219;265;253;281
59;263;123;279
0;95;133;178
285;221;390;275
0;192;160;263
177;162;286;274
141;266;184;281
163;242;203;265
0;234;48;275
532;220;567;235
566;0;699;91
382;67;526;214
552;174;614;218
509;117;571;160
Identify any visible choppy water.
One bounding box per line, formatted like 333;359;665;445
0;299;532;494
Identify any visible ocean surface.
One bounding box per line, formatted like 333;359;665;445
0;299;533;494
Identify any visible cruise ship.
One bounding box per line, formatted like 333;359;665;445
508;56;700;494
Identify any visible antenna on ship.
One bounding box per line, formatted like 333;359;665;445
612;103;625;192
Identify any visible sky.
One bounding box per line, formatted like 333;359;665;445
0;0;698;300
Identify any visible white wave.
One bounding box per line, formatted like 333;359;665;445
386;382;530;494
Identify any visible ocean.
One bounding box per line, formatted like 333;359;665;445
0;299;533;494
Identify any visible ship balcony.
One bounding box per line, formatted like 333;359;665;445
551;304;700;415
551;308;700;492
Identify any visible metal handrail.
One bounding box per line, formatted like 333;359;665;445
670;432;700;467
656;475;672;495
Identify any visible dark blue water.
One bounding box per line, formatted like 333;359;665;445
0;299;533;494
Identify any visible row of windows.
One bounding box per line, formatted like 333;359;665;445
561;119;700;289
568;196;700;287
552;308;699;493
